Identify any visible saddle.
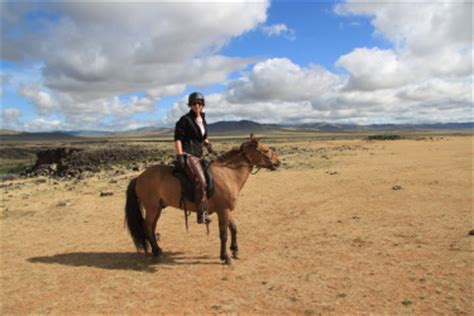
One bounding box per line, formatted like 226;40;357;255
172;158;215;202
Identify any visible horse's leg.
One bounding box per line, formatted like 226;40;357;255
152;206;162;242
143;203;163;257
228;212;239;259
218;210;232;265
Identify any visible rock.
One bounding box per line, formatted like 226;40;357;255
100;191;114;197
392;185;402;191
1;174;19;181
57;201;71;207
468;229;474;236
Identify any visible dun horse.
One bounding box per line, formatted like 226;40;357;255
125;135;280;265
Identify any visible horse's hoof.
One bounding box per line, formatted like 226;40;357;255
224;257;233;265
152;248;163;258
232;251;240;259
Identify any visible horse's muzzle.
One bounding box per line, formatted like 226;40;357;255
270;159;281;171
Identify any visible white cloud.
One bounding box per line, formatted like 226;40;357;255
334;1;472;92
2;108;22;122
261;23;295;40
164;45;472;125
1;108;23;131
55;94;155;120
2;1;269;127
226;58;341;103
4;2;268;98
3;1;472;129
19;86;55;115
335;1;471;55
25;118;70;132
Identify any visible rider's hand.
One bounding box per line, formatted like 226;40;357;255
176;154;186;170
205;142;216;154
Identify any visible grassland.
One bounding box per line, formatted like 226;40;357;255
1;131;472;314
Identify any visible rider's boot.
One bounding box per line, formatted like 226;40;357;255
197;206;211;224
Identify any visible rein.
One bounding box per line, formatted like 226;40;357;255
214;144;275;176
217;151;255;170
215;146;274;175
250;167;261;175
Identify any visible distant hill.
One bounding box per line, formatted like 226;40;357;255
65;127;174;137
207;120;280;133
1;131;84;142
285;121;473;131
1;129;22;136
62;130;114;137
1;121;471;141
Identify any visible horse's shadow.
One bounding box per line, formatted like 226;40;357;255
27;251;219;272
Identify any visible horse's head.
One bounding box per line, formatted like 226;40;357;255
240;134;281;170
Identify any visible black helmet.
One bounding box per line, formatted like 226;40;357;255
188;92;205;106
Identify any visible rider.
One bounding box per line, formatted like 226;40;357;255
174;92;214;224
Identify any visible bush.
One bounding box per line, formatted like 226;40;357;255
367;134;403;141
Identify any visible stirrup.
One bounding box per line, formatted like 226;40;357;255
197;210;211;224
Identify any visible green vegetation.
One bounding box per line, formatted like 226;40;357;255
367;134;404;141
0;161;34;175
401;299;413;307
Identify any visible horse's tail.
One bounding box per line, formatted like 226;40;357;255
124;177;149;253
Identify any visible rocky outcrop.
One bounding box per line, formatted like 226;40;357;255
22;146;172;179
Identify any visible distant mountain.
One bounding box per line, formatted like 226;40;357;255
61;127;173;137
1;131;84;141
291;122;359;131
62;130;114;137
132;127;173;133
285;121;473;131
1;121;471;141
207;120;280;133
1;129;22;135
416;122;473;130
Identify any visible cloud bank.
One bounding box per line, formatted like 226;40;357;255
191;0;472;125
2;1;472;131
2;1;269;130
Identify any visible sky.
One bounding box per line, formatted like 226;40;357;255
1;0;473;132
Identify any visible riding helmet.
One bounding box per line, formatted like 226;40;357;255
188;92;205;106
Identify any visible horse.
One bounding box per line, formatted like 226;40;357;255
124;134;281;265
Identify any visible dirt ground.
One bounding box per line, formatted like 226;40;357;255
1;136;472;314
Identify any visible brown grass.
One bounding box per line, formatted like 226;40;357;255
1;136;472;314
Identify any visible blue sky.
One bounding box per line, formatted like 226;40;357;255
1;1;472;131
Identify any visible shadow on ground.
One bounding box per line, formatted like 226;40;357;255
27;251;219;272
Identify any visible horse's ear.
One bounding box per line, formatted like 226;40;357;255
250;133;258;144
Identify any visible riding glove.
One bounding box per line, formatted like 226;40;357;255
205;142;216;154
176;154;186;171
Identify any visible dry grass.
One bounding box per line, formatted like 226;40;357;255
1;136;472;314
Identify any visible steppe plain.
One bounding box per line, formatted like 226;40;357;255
1;132;473;314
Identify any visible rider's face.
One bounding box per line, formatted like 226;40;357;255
191;101;204;114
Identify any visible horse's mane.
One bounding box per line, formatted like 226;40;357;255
212;147;242;166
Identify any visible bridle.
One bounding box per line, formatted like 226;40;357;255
218;143;276;173
240;143;277;173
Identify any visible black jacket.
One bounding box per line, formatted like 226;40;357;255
174;110;208;158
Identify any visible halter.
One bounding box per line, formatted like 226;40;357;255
241;151;261;174
218;143;274;174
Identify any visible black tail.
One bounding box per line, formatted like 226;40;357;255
124;178;149;253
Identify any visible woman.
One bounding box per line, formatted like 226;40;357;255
174;92;214;224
